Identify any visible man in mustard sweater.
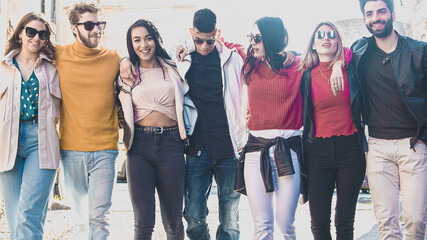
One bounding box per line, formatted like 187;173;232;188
55;3;120;239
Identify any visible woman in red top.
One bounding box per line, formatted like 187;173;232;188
299;22;367;240
237;17;349;240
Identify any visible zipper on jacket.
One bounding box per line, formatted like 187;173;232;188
390;57;420;148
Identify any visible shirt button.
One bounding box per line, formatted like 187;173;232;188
41;106;45;110
42;85;46;90
41;146;47;151
40;126;46;130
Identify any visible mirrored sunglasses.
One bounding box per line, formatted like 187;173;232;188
316;30;337;40
75;21;106;31
247;34;262;44
193;38;216;45
25;27;50;40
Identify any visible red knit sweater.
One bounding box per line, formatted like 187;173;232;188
247;59;303;131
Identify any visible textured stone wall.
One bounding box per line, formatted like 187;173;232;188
334;18;410;47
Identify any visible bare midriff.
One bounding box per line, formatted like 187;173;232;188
135;110;177;127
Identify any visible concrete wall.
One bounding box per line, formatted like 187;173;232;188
0;0;57;54
413;0;427;41
334;18;410;47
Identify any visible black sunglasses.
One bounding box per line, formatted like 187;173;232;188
193;37;216;45
316;30;337;40
75;21;106;31
25;27;50;40
247;34;262;44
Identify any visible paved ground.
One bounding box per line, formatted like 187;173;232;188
1;183;425;239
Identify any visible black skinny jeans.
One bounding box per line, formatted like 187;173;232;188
127;129;185;240
307;133;366;240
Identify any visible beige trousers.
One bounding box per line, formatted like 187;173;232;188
366;137;427;240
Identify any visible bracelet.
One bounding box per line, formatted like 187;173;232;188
119;57;129;64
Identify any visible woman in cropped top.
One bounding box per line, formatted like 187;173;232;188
116;19;188;240
299;22;366;240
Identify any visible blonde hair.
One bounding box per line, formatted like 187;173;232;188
299;21;345;71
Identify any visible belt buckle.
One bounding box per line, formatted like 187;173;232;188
157;127;164;134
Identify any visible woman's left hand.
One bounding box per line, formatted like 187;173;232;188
330;60;345;96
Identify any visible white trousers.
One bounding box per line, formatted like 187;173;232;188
244;145;301;240
366;137;427;240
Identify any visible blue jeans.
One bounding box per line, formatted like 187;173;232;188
0;120;56;240
184;149;240;240
61;149;118;240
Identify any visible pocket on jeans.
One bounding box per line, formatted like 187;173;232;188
169;131;183;143
60;150;71;159
104;150;119;156
368;137;381;145
366;145;387;173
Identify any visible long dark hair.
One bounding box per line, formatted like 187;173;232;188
126;19;172;66
4;12;55;60
242;17;289;84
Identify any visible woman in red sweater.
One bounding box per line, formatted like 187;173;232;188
299;22;366;240
237;17;349;240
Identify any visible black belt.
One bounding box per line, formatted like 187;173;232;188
134;125;179;134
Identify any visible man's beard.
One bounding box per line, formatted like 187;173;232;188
366;17;394;38
77;28;100;48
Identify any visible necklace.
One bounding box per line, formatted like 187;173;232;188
16;59;35;75
319;66;329;81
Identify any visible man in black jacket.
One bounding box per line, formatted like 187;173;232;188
351;0;427;239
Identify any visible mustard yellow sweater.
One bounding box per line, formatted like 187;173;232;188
56;41;120;151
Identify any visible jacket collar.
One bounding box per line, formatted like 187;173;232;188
183;39;234;64
2;48;52;67
365;30;403;48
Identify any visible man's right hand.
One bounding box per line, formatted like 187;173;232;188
176;45;187;61
119;57;136;81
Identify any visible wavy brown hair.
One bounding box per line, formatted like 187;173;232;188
4;12;55;61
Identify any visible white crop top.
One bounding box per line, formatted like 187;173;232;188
132;67;177;122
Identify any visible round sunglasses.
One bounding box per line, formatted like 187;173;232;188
316;30;337;40
75;21;106;31
24;27;50;40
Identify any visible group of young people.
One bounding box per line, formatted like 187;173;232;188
0;0;426;240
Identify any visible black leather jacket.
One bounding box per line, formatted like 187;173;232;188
301;63;368;155
351;32;427;147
